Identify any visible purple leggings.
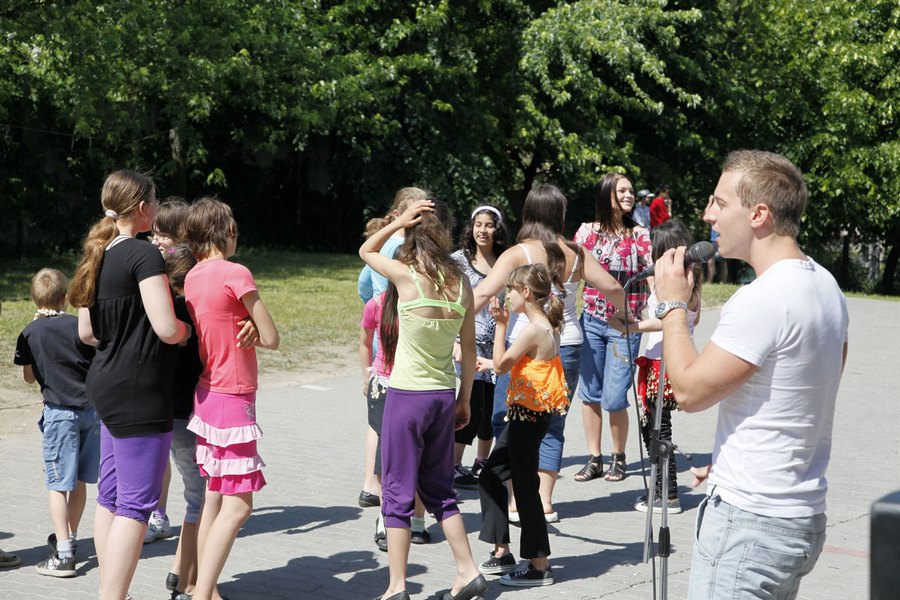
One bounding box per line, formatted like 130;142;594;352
96;422;172;523
380;388;459;529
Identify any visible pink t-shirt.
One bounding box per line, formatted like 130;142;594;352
185;259;259;394
360;293;392;378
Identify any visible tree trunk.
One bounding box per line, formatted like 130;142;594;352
878;219;899;295
840;233;851;289
169;128;187;199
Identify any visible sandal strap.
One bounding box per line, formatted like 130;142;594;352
574;456;604;481
605;453;627;481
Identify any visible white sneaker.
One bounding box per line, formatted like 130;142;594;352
634;495;683;514
143;513;172;544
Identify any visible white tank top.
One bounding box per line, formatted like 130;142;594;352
507;244;584;347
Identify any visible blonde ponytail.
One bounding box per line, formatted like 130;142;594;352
69;169;157;308
544;295;565;332
69;218;119;308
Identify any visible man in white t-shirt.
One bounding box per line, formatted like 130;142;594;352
654;150;849;600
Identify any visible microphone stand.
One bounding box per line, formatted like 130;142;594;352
623;275;692;600
641;352;673;600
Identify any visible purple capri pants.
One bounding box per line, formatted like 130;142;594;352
380;387;459;529
96;422;172;523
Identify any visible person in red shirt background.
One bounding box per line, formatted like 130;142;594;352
649;184;672;228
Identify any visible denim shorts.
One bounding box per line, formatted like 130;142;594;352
578;312;640;412
40;403;100;491
688;492;827;599
170;418;205;523
490;344;581;473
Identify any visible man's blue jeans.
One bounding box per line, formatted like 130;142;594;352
688;492;827;599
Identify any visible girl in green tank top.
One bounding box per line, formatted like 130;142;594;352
360;193;487;600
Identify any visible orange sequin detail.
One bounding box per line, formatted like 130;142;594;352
506;354;570;422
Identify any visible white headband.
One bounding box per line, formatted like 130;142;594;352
104;209;118;220
471;205;502;224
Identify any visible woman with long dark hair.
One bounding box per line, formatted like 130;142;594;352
572;173;652;484
450;203;509;487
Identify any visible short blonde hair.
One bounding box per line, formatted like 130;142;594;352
723;150;807;238
32;268;68;309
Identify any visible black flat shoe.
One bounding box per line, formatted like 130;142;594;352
374;592;410;600
359;490;382;508
442;574;488;600
166;572;180;591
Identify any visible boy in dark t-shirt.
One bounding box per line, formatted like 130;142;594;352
14;268;97;578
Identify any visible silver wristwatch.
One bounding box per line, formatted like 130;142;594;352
654;300;688;319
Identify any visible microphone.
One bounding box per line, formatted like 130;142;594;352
629;241;718;284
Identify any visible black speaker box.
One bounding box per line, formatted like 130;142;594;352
871;490;900;599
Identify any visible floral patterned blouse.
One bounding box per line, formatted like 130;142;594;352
573;222;652;320
451;249;497;382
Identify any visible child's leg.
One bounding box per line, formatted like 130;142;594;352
98;428;171;600
509;414;552;570
173;522;200;592
477;425;512;550
192;491;253;600
169;418;205;591
68;481;87;534
439;513;483;594
195;487;221;582
660;408;678;499
47;490;73;555
379;389;426;596
94;424;118;578
99;517;146;600
385;527;412;594
363;426;380;495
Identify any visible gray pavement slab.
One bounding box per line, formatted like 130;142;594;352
0;297;895;599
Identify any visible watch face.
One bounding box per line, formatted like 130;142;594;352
655;303;668;318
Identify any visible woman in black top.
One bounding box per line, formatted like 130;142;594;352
70;170;192;600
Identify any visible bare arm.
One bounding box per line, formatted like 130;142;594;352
359;326;375;396
472;247;525;312
140;274;191;345
455;282;476;430
23;364;36;384
77;307;99;346
241;291;279;349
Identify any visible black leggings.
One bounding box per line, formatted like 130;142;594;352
478;412;551;559
455;379;495;446
639;407;678;500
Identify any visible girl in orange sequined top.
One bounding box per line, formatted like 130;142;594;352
476;264;568;587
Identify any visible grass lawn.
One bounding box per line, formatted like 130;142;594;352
0;250;365;407
7;247;889;407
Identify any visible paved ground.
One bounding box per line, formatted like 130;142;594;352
0;297;896;600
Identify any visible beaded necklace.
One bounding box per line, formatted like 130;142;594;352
34;308;66;320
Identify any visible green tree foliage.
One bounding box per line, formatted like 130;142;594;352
0;0;896;291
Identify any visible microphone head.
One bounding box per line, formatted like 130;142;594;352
687;241;717;264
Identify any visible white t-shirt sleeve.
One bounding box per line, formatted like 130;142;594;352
711;285;785;367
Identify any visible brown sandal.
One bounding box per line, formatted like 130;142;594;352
604;453;627;481
573;455;604;482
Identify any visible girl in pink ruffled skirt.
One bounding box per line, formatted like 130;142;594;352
182;198;280;600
